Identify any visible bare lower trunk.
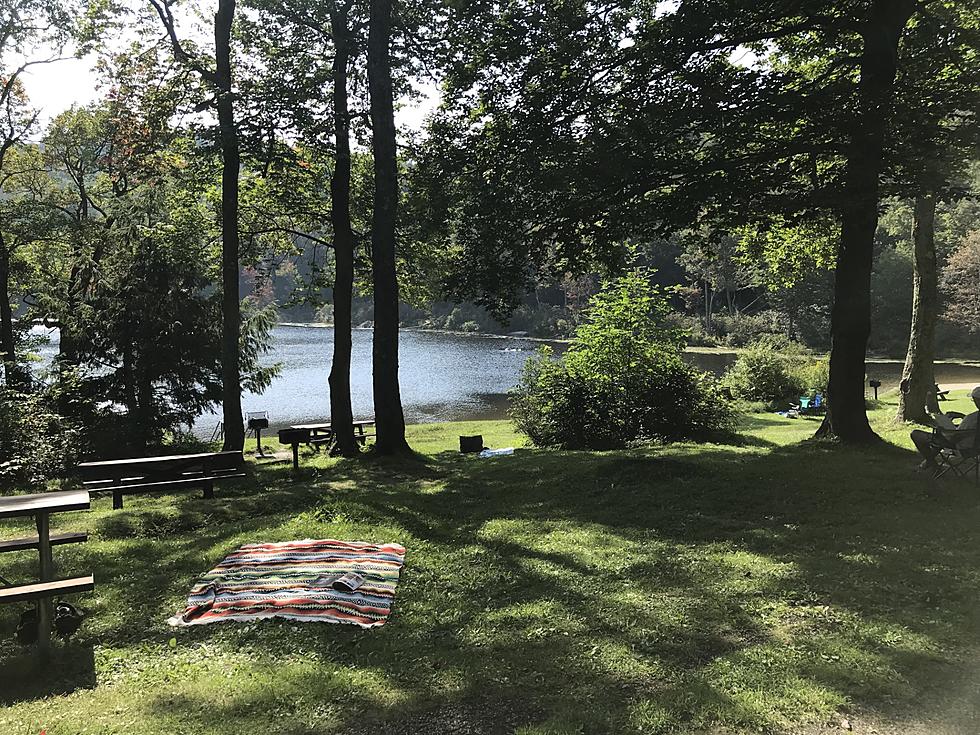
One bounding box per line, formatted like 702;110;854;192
898;193;938;422
0;239;25;389
215;0;244;451
121;339;139;419
136;358;155;450
816;0;915;443
328;8;358;458
368;0;410;455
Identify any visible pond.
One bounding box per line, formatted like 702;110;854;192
31;325;980;437
34;326;553;435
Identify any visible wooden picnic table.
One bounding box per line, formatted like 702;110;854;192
278;420;376;469
0;489;94;654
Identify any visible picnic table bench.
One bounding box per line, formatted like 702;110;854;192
278;420;375;469
78;451;246;510
0;489;94;654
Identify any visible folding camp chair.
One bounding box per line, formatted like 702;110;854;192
931;420;980;486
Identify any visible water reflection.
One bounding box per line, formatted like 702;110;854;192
29;325;980;436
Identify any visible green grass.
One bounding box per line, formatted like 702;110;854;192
2;393;979;734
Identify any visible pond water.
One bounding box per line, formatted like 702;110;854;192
31;325;980;437
34;326;553;435
234;326;541;432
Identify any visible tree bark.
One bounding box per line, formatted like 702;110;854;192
898;193;938;422
0;237;25;389
215;0;245;451
816;0;915;443
368;0;410;455
328;7;359;458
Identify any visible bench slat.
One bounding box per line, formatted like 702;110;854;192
78;451;244;481
86;472;247;495
0;532;88;554
0;575;95;603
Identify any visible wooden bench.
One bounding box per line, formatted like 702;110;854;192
0;575;95;603
0;531;88;553
78;451;246;510
0;489;94;654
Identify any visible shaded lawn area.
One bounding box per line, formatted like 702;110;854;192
1;392;979;734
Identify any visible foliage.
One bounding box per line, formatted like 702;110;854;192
721;336;813;405
941;230;980;334
11;98;282;453
511;270;733;449
0;384;81;490
870;244;914;355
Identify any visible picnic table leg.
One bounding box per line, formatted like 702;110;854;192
292;442;299;470
203;480;214;500
35;513;53;657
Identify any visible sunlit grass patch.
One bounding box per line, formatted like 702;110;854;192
2;395;979;733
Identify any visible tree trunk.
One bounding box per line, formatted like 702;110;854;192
328;8;358;458
816;0;915;443
368;0;410;455
0;237;25;389
215;0;245;451
136;354;156;450
898;193;938;422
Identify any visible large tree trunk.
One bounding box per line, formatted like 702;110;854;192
898;193;938;422
328;8;358;458
215;0;245;451
0;237;25;389
368;0;410;455
816;0;915;443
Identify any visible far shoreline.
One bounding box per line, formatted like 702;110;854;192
278;321;571;345
277;321;980;364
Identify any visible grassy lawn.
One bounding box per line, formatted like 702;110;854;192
1;391;979;734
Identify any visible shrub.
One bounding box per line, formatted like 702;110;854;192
0;385;83;491
720;310;786;347
721;336;811;404
794;356;829;393
510;270;735;449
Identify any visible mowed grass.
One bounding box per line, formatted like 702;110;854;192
1;392;979;734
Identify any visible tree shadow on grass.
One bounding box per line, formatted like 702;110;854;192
4;436;978;731
0;643;96;705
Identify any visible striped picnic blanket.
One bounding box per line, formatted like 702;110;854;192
168;539;406;629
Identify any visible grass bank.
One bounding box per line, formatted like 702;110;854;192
1;393;978;734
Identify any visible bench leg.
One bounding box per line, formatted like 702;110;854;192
35;514;53;657
292;443;299;471
203;481;214;500
113;491;123;510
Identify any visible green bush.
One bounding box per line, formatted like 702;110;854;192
721;336;815;404
794;356;829;393
719;310;786;347
511;270;735;449
0;385;83;491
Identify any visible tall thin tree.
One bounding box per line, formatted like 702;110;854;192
151;0;246;450
367;0;410;454
327;3;359;456
898;191;938;422
815;0;916;442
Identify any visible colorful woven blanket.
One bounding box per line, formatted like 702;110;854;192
168;539;406;629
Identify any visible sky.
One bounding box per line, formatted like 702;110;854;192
18;48;440;135
20;53;100;126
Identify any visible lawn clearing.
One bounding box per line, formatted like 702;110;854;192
1;393;979;734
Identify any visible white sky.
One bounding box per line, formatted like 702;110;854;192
19;50;439;134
